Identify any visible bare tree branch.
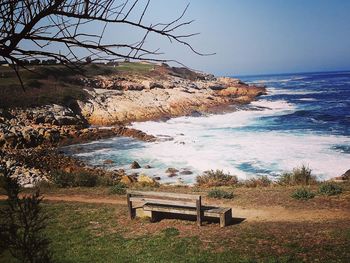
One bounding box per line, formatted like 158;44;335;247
0;0;214;91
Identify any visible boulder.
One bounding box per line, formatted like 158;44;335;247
120;175;136;185
341;169;350;180
137;174;157;185
130;161;141;169
149;82;165;89
180;170;193;175
166;168;179;174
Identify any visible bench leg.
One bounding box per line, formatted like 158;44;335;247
127;194;135;219
150;211;160;222
220;209;232;227
196;198;202;226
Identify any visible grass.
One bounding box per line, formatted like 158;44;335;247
0;62;153;109
1;200;349;263
207;189;234;199
116;62;154;73
109;182;127;195
1;181;349;262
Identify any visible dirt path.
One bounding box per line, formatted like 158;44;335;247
2;194;349;223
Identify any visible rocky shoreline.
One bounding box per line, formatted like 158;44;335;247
1;63;269;186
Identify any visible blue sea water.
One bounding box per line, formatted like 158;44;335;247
63;71;350;183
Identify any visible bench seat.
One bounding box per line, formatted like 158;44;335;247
143;203;232;227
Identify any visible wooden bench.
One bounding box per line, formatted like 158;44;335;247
126;190;232;227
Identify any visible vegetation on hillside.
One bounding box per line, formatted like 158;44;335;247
0;62;154;109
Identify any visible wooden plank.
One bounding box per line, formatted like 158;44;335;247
127;190;200;200
204;207;231;214
143;204;197;215
196;196;202;226
130;197;196;207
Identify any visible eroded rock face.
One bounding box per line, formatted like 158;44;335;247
79;74;266;125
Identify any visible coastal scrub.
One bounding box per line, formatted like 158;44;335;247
196;170;238;187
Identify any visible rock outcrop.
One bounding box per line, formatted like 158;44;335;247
78;73;266;125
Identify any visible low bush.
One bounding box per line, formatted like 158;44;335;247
51;170;75;188
318;183;342;196
207;189;234;199
278;165;317;185
291;188;315;200
196;170;238;187
51;170;106;188
75;172;98;187
243;176;272;187
109;182;127;195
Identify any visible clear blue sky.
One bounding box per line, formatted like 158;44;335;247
142;0;350;76
23;0;350;76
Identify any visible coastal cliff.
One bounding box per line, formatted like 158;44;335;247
79;72;266;125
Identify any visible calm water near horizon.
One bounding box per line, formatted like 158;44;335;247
63;71;350;184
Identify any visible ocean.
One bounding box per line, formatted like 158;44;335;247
63;71;350;183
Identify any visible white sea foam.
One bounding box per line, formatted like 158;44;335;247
298;98;318;101
268;87;326;96
127;100;350;182
68;91;350;184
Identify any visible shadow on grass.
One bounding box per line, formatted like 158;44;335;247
148;212;245;227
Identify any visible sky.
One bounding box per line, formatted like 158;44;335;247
22;0;350;76
140;0;350;76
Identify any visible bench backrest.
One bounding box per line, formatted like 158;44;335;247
127;190;201;207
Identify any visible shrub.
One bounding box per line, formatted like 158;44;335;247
74;172;98;187
51;170;99;188
291;188;315;200
109;182;127;195
0;166;52;262
208;189;234;199
319;183;342;196
243;176;272;188
278;165;317;185
51;170;75;187
196;170;238;187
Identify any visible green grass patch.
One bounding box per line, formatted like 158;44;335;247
291;188;315;200
208;189;234;199
116;62;154;73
